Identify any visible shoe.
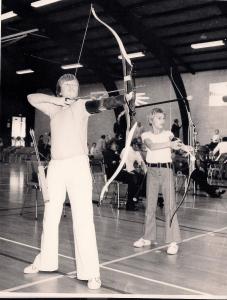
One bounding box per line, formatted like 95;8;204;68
167;242;179;255
87;277;101;289
133;238;151;248
24;264;39;274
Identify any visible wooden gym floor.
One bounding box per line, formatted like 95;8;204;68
0;163;227;299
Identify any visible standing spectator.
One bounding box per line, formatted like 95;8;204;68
95;135;106;158
90;143;97;157
171;119;181;138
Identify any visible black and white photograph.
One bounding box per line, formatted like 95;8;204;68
1;0;227;299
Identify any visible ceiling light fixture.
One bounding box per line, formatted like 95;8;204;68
191;40;225;49
2;29;39;41
16;69;34;75
1;11;17;21
118;51;145;60
31;0;62;8
61;63;83;70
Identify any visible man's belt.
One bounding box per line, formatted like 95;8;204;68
147;162;173;168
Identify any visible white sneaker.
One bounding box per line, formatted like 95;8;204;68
167;242;179;255
133;238;151;248
87;277;101;290
24;264;39;274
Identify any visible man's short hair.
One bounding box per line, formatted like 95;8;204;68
56;74;79;96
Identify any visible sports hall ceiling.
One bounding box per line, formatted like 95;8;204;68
2;0;227;86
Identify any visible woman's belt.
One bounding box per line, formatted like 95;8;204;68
147;162;173;168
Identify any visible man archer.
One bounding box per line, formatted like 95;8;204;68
23;73;136;290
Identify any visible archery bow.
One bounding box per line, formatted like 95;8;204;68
169;142;196;226
169;67;196;226
30;129;49;203
90;5;138;203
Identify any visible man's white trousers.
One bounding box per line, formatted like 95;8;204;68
33;155;100;279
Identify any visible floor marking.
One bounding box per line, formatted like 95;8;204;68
100;225;227;266
1;225;227;294
183;206;227;214
1;225;227;270
101;265;211;296
0;237;75;261
0;270;77;293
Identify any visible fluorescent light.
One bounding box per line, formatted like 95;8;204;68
118;52;145;60
31;0;62;8
191;40;225;49
2;29;39;41
16;69;34;75
61;63;83;70
1;11;17;21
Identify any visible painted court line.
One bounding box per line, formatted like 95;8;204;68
1;226;227;294
0;237;75;261
183;206;227;215
0;270;77;293
101;225;227;266
101;265;211;296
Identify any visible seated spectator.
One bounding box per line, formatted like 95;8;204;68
191;159;225;198
120;138;147;202
210;129;222;150
102;139;120;179
103;139;146;211
213;141;227;161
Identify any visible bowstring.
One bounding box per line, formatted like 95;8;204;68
169;69;174;220
75;4;92;77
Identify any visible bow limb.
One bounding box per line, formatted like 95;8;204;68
169;146;196;227
91;5;132;67
169;170;193;226
91;6;137;203
100;122;137;201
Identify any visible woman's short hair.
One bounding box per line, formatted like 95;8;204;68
56;74;79;96
148;107;165;125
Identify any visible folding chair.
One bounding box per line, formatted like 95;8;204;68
208;153;227;182
20;160;66;219
91;159;127;209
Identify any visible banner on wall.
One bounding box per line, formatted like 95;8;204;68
209;82;227;106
